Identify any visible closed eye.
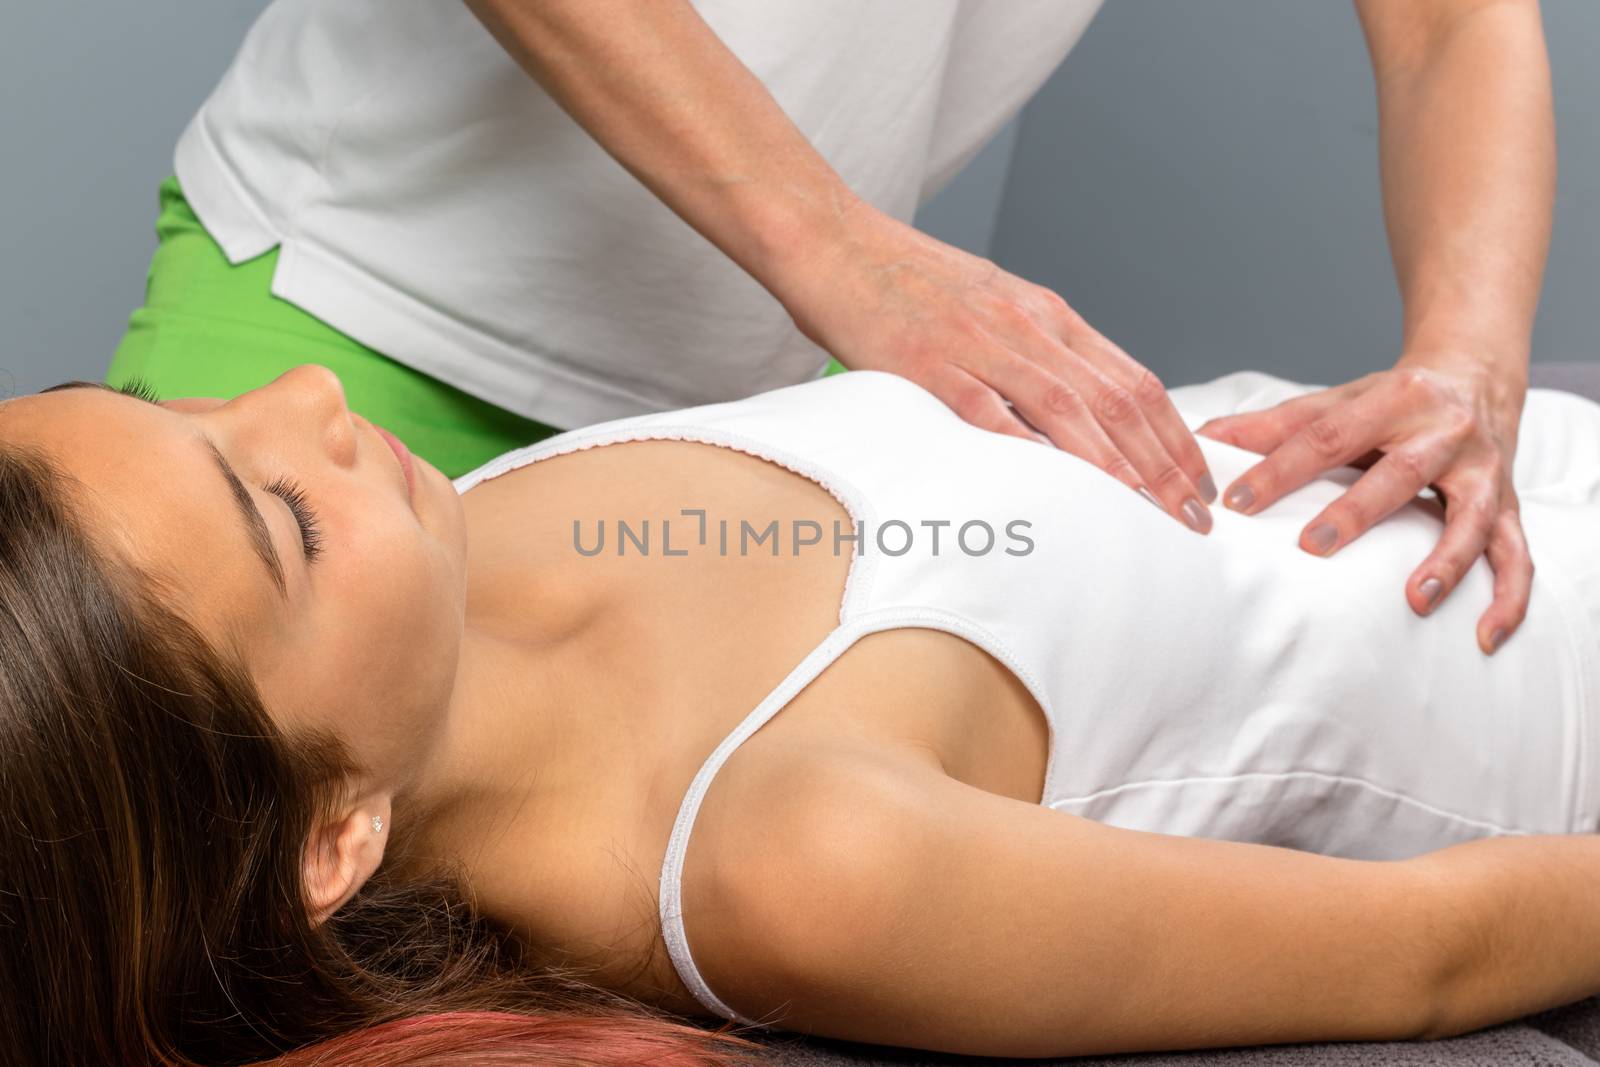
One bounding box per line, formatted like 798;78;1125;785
264;476;325;563
117;379;325;564
112;377;163;405
45;377;327;567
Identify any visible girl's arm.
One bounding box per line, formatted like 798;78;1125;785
688;746;1600;1057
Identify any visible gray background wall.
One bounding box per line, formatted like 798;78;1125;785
2;4;269;399
4;2;1596;401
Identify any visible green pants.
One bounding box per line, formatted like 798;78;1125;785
108;176;850;479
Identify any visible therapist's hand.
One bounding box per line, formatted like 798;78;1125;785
778;206;1218;533
1194;353;1531;655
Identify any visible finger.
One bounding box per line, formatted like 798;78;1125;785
923;362;1053;447
972;345;1212;533
1075;334;1217;503
978;294;1212;526
981;362;1150;493
1399;474;1500;620
1475;508;1533;655
1293;442;1452;557
1221;387;1397;516
1197;389;1346;456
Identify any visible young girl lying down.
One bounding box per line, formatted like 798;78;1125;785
3;363;1599;1066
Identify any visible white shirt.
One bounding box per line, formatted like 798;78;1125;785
454;368;1600;1025
174;0;1105;428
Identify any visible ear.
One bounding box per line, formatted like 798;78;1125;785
302;794;393;927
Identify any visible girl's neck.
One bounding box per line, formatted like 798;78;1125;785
393;553;617;875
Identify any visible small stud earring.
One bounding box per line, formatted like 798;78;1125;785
371;815;383;834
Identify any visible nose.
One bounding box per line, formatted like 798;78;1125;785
225;363;358;467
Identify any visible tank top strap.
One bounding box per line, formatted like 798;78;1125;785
654;618;870;1026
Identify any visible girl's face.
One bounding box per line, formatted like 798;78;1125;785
0;365;469;788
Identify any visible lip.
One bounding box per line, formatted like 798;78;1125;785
372;423;416;502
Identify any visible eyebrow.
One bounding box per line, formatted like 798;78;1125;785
42;380;289;601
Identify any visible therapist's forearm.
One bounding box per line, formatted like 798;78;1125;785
463;0;864;300
1360;0;1554;393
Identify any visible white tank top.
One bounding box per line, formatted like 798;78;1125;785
453;369;1600;1027
173;0;1104;429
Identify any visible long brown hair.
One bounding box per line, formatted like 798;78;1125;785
0;441;776;1065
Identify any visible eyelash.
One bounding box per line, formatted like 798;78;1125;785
264;476;325;563
113;379;326;564
114;377;162;404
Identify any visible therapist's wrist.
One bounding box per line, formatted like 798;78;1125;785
743;179;879;306
1398;303;1533;387
757;197;937;357
1397;342;1527;384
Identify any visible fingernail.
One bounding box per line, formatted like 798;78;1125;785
1224;482;1254;511
1419;576;1443;612
1305;523;1338;554
1197;471;1217;504
1181;497;1212;534
1488;627;1507;653
1137;486;1162;511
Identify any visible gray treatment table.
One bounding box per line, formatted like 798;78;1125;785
717;361;1600;1066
